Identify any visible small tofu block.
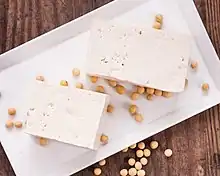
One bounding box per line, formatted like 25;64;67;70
24;82;110;150
87;22;191;92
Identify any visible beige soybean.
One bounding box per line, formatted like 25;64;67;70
14;121;23;128
39;137;48;146
136;86;145;94
135;161;142;170
153;22;162;30
100;134;109;145
99;159;106;166
96;85;105;93
146;94;153;101
128;168;137;176
154;89;162;96
128;158;136;166
137;170;146;176
8;108;16;115
162;91;172;98
131;92;140;100
120;169;128;176
138;142;145;150
90;76;98;83
144;149;151;157
134;114;144;123
75;82;83;89
94;168;102;176
5;120;14;129
72;68;80;76
130;143;137;149
150;141;159;149
155;14;163;23
202;83;209;92
136;150;144;158
116;85;126;95
129;105;138;115
140;157;148;165
60;80;68;86
107;104;114;113
190;61;198;70
36;75;45;81
164;149;173;157
122;147;128;153
108;80;117;87
146;88;155;95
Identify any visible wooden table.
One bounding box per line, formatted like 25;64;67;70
0;0;219;175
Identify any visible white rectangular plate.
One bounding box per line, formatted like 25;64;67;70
0;0;220;176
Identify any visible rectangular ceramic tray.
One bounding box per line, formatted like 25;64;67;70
0;0;220;175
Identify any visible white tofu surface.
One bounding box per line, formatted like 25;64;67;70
24;82;110;150
87;22;191;92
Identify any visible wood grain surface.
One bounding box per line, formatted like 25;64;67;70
0;0;220;176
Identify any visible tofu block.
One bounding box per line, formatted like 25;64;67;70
86;22;191;92
24;82;110;150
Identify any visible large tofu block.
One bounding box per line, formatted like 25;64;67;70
24;82;110;150
87;22;191;92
